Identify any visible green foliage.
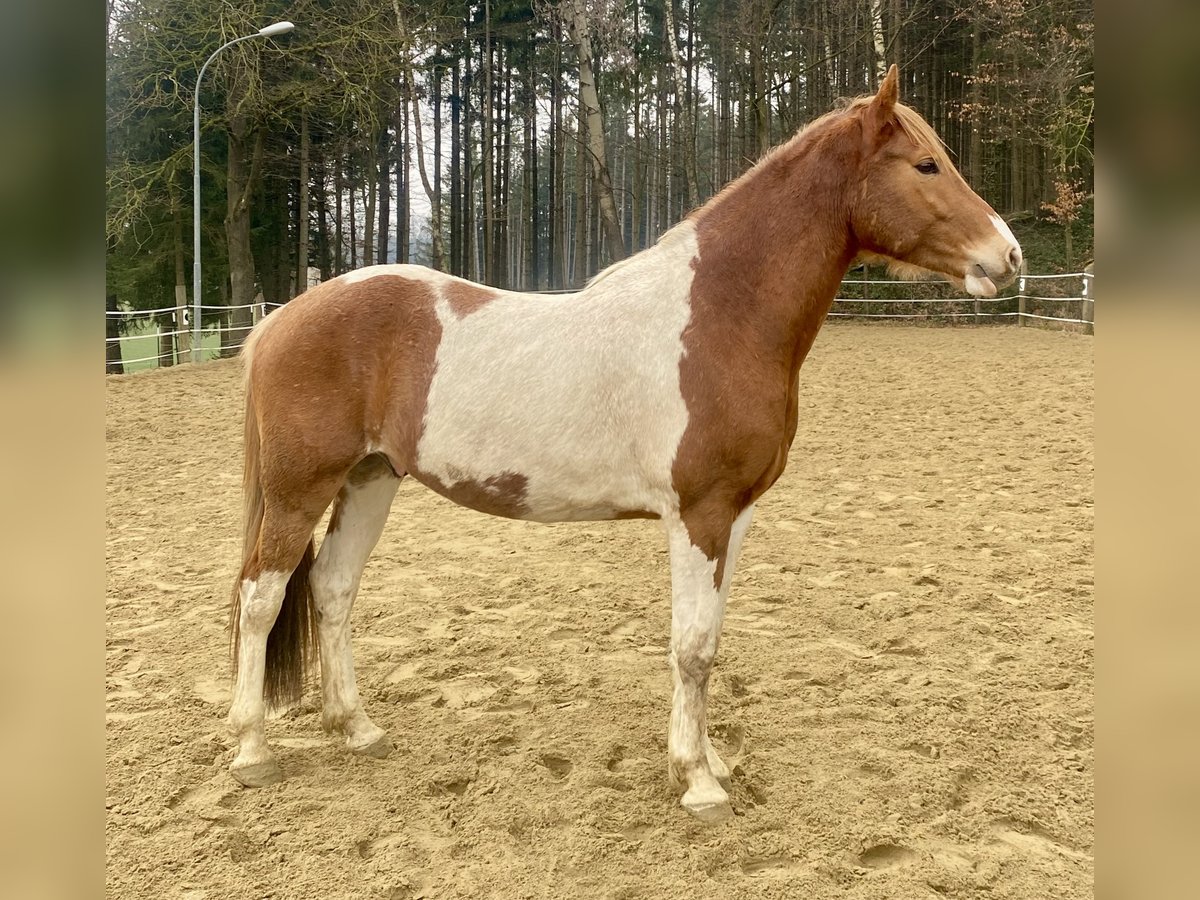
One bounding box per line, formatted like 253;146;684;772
1009;197;1095;274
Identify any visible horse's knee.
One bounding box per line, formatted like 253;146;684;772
671;633;719;685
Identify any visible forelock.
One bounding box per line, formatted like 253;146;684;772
890;104;955;171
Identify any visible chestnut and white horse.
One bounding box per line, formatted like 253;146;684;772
228;67;1021;821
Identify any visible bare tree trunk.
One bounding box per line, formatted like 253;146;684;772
869;0;887;87
522;62;537;288
297;105;311;289
316;156;331;280
349;159;359;269
364;136;377;268
433;59;443;269
663;0;699;206
398;93;411;264
548;38;559;285
483;0;495;282
450;55;462;277
464;51;476;280
631;2;643;251
550;26;566;286
377;122;391;264
573;106;587;285
392;2;448;272
968;16;983;188
889;0;901;68
224;121;262;358
566;0;626;262
334;147;344;275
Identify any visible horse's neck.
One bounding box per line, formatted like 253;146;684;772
688;127;858;363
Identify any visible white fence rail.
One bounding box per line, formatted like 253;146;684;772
106;273;1093;371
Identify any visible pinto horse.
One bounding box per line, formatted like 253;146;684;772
228;66;1021;821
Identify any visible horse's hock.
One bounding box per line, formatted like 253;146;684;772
106;323;1093;900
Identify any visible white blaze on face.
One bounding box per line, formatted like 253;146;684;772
964;213;1023;297
989;213;1019;251
415;224;701;522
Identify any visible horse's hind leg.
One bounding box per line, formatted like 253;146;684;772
311;455;400;757
229;502;329;787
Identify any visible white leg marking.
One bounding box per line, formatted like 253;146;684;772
311;476;399;756
705;504;754;783
665;504;755;821
229;571;289;786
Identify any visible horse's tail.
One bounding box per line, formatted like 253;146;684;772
230;379;318;710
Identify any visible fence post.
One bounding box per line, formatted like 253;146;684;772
1017;276;1027;326
1081;272;1094;334
974;296;981;325
175;283;190;363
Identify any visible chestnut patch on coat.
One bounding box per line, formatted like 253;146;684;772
443;280;500;318
671;112;861;587
245;275;443;517
420;470;530;520
614;509;660;520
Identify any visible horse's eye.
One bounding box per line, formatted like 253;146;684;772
916;159;939;175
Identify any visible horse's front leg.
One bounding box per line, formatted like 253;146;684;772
664;502;755;822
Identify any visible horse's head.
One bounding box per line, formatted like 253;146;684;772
849;65;1022;297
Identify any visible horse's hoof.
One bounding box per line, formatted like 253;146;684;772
230;759;283;788
681;786;733;823
349;733;394;759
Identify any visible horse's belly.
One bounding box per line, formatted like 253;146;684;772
410;434;670;523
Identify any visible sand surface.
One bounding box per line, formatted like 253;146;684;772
106;324;1093;899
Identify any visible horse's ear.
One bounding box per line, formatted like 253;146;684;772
864;64;900;143
876;64;899;110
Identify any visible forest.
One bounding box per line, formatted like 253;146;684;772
105;0;1093;367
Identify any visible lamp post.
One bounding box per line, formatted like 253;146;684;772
192;21;295;363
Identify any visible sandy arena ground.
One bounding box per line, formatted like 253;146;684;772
106;324;1093;899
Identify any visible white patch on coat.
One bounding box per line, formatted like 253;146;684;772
341;264;443;286
415;223;701;522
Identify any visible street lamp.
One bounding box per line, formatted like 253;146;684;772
192;21;295;363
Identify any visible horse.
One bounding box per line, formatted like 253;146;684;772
227;66;1022;822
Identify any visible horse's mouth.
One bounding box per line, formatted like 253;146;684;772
964;263;998;298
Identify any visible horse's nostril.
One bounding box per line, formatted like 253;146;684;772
1008;245;1022;271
